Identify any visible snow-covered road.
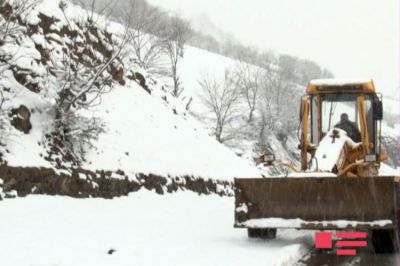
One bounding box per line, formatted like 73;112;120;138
0;191;312;266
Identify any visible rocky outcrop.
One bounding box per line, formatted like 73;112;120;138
9;105;32;134
127;71;151;94
0;165;233;200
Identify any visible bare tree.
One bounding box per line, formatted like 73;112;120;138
41;0;131;167
164;16;191;98
59;111;106;160
277;54;297;81
257;53;276;127
55;0;130;116
258;54;300;138
271;69;287;118
0;90;9;146
258;53;290;119
0;0;40;76
0;0;39;41
235;62;262;123
258;87;275;131
0;110;11;152
199;69;240;143
117;0;168;73
73;0;115;22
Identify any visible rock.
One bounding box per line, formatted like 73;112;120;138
107;249;116;255
9;105;32;134
110;64;125;85
127;71;151;94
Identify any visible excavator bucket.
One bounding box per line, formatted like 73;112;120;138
234;177;398;230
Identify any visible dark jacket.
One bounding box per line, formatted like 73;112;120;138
334;120;361;142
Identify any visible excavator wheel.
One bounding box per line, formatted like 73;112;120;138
371;229;398;254
247;228;277;239
372;182;400;254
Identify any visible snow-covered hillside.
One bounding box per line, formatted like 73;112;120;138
82;82;259;180
3;75;259;180
0;0;259;187
177;46;302;166
179;46;237;114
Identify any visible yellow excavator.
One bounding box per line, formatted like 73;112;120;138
234;79;399;253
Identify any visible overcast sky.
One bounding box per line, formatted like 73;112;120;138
147;0;399;98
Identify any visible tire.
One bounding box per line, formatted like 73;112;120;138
247;228;277;239
372;229;398;254
260;228;277;239
248;228;260;238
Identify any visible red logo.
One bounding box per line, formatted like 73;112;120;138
315;232;367;256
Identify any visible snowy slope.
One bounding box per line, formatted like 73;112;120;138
176;45;308;171
0;191;312;266
178;46;237;114
3;77;259;180
82;81;259;180
1;71;54;168
0;0;259;181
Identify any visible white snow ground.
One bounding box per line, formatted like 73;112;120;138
0;191;312;266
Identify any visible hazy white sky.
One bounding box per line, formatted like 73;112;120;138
147;0;399;98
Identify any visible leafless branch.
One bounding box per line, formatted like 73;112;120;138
163;15;191;97
198;69;240;143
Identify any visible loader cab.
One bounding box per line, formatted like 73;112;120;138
306;79;383;160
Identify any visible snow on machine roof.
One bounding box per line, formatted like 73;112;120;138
307;78;376;95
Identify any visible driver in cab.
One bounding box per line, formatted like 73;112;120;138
334;113;361;142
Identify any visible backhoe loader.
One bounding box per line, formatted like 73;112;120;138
234;79;399;253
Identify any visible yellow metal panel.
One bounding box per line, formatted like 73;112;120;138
358;95;370;154
301;97;310;171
